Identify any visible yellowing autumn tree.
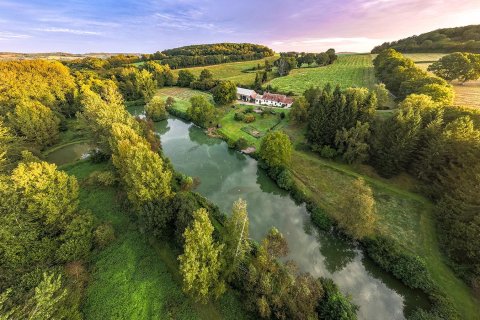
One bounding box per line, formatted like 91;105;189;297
8;100;60;149
337;178;377;239
11;161;79;231
178;208;225;303
110;123;172;206
0;60;75;115
79;83;139;153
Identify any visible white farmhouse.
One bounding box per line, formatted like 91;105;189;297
236;87;294;108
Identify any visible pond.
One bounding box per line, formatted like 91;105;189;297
45;142;91;166
157;117;429;320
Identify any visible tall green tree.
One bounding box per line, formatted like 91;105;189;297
335;121;370;164
110;122;172;206
370;106;422;177
290;96;310;123
259;131;292;168
187;95;216;128
212;80;237;105
177;70;196;87
428;52;480;83
178;208;225;303
223;199;250;280
145;96;167;122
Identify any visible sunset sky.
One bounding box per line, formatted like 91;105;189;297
0;0;479;53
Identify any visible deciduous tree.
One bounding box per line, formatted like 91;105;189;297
259;131;292;168
178;208;225;303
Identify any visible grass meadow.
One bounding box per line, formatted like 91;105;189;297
267;54;377;95
402;53;480;108
172;56;278;86
283;123;480;320
61;161;249;320
153;81;480;318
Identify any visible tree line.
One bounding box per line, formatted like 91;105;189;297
288;76;479;317
373;49;454;104
371;24;480;53
140;43;274;69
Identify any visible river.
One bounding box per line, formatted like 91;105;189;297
157;117;429;320
49;113;429;319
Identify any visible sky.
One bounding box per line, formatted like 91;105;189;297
0;0;479;54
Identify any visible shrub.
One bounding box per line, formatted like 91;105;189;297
86;170;117;187
234;112;245;121
243;114;255;123
234;138;249;151
317;278;358;320
310;206;334;231
276;169;294;190
94;223;115;249
316;145;337;159
363;236;433;291
280;112;286;119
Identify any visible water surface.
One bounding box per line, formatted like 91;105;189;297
158;117;429;320
46;142;91;165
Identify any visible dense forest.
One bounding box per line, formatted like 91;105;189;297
140;43;275;69
372;25;480;53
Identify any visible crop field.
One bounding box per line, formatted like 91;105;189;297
62;161;248;320
172;56;278;86
407;53;480;108
267;54;377;95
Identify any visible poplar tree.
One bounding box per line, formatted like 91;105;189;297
178;208;225;303
223;199;250;279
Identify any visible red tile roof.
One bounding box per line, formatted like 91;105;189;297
261;92;294;105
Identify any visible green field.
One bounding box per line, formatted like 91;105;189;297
218;105;290;148
172;56;278;86
61;161;248;320
267;54;377;95
400;53;480;108
155;87;213;112
155;88;290;149
283;124;480;320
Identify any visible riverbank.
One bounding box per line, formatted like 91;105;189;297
161;92;480;319
61;160;250;320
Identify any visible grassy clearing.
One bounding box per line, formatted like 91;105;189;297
154;87;290;149
156;87;213;112
283;124;480;320
172;56;278;86
61;161;248;320
405;53;480;108
267;54;377;95
218;105;290;148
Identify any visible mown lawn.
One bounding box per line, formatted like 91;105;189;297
172;56;278;86
61;161;249;320
218;105;290;148
283;124;480;320
267;54;377;95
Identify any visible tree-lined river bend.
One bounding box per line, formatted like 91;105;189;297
157;117;429;320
